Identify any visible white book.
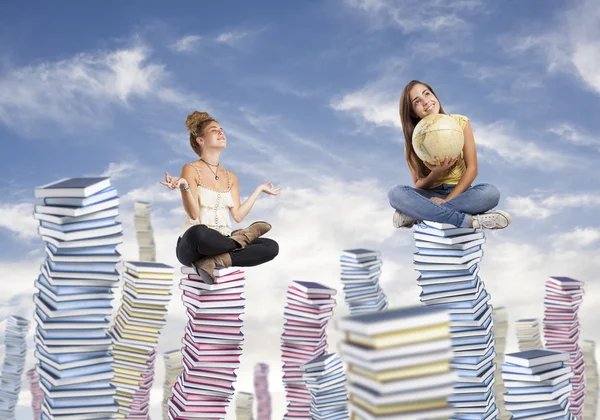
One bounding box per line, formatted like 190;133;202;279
34;197;119;217
33;207;120;225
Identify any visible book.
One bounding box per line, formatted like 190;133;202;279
35;177;111;198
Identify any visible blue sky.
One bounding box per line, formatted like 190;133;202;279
1;0;600;418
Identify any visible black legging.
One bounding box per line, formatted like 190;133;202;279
176;224;279;267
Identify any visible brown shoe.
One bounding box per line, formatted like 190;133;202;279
192;252;233;285
230;221;272;248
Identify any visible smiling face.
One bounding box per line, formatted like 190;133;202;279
198;121;227;150
409;83;441;119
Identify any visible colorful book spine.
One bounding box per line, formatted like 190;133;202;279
340;249;388;314
254;363;271;420
235;391;254;420
167;266;247;419
300;353;348;419
516;318;544;351
26;368;43;420
338;305;456;418
162;349;183;420
110;261;175;419
413;221;498;419
134;201;156;262
280;280;337;420
493;307;510;419
582;340;598;420
543;276;585;418
33;177;122;420
502;349;573;419
0;316;30;419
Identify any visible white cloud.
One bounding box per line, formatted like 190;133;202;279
331;85;401;129
472;121;573;170
343;0;482;32
548;123;600;151
506;192;600;219
215;31;251;46
170;35;202;53
98;161;138;181
506;0;600;96
551;227;600;249
0;44;192;136
0;202;38;240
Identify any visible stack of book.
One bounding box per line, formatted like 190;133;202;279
0;315;30;419
502;349;573;419
413;221;497;419
300;353;348;419
281;280;337;419
110;261;175;418
133;202;156;262
543;276;585;417
338;305;456;418
33;177;122;419
516;319;544;351
168;265;247;419
254;363;271;420
582;340;598;420
493;306;510;420
235;391;254;420
162;349;183;420
340;249;388;314
26;368;43;420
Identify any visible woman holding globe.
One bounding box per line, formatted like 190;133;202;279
388;80;512;230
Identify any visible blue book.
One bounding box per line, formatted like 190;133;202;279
46;259;118;274
35;177;111;198
38;328;109;339
45;395;116;408
505;349;569;367
341;249;380;259
44;186;118;207
293;281;336;295
47;242;119;255
40;216;117;232
503;361;564;375
421;278;479;294
41;361;113;379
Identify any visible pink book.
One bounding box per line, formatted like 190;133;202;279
189;324;242;334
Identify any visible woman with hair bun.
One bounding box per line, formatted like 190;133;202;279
160;111;281;284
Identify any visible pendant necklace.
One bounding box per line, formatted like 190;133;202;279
201;159;220;180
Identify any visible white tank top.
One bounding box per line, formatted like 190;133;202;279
182;162;234;236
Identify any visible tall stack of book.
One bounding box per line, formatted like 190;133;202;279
582;340;598;420
27;368;43;420
235;391;254;420
413;221;497;419
340;249;388;314
502;349;573;419
281;280;337;419
33;177;122;419
0;315;30;419
162;349;183;420
110;261;175;418
543;276;585;418
300;353;348;419
516;319;544;351
338;305;456;418
168;265;247;419
254;363;271;420
493;306;510;419
133;202;156;262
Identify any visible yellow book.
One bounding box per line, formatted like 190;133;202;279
122;295;167;311
115;315;161;334
349;360;450;382
124;283;171;295
113;343;152;356
114;367;144;378
112;376;142;386
122;305;166;321
350;395;449;415
346;322;450;349
117;330;158;343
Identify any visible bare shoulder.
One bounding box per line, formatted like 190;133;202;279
226;169;239;183
181;162;200;181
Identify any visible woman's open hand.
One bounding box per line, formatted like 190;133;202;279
259;182;282;196
424;156;458;174
160;172;189;190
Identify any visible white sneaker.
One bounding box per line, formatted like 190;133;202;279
472;210;512;230
393;211;418;228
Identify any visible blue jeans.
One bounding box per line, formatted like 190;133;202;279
387;183;500;228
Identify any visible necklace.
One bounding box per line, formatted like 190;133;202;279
201;159;219;180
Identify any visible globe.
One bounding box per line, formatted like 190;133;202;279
412;114;464;165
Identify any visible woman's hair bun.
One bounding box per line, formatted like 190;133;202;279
186;111;214;135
